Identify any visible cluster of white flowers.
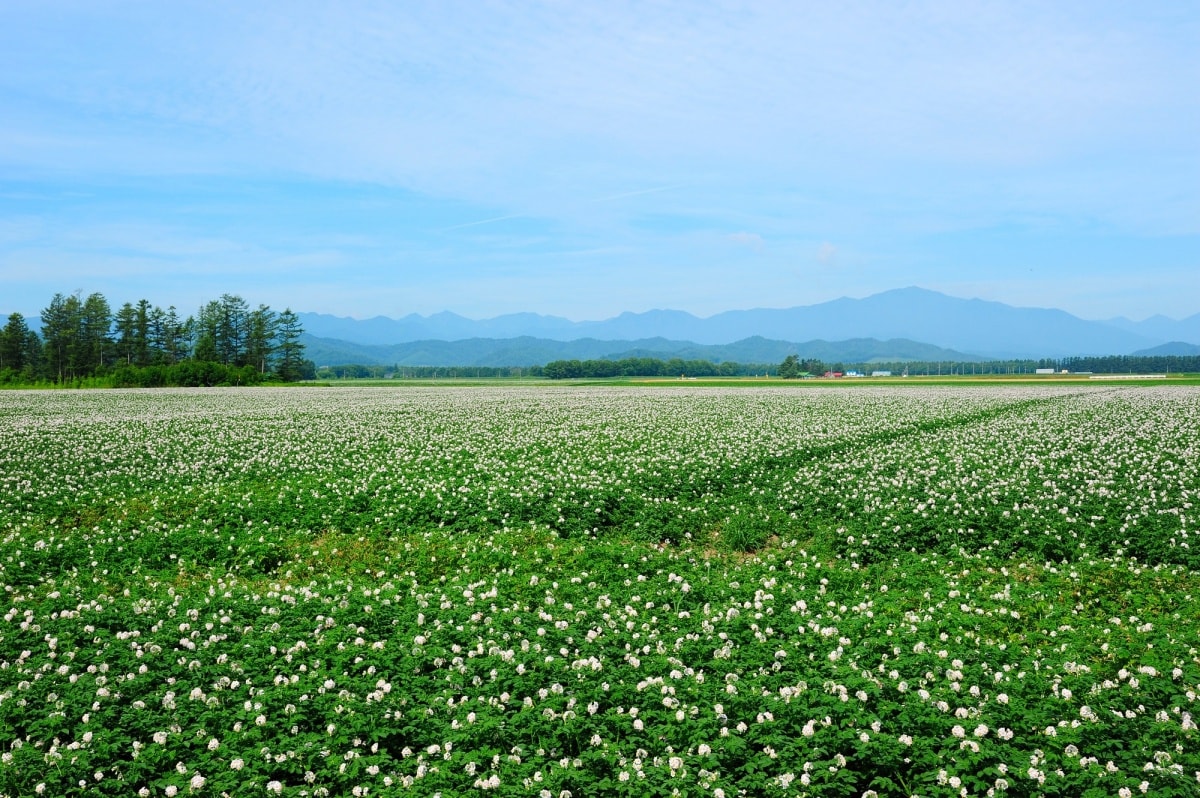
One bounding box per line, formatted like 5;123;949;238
2;385;1200;796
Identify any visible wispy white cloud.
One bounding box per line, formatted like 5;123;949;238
7;3;1195;191
433;214;527;234
817;242;839;266
728;232;765;252
56;223;247;259
1;1;1197;319
593;185;685;203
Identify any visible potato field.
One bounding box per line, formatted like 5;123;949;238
1;385;1198;797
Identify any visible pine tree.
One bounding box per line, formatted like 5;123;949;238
0;313;30;372
134;299;152;366
41;292;81;382
115;302;139;365
273;308;306;382
80;293;113;374
778;354;801;379
246;305;278;375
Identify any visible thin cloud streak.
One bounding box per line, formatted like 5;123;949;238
593;185;686;203
0;2;1197;320
432;214;527;234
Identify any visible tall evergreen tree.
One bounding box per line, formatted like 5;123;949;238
193;301;221;363
164;307;189;364
0;313;30;372
41;292;82;382
217;294;250;365
78;293;112;375
147;305;167;364
273;308;306;382
246;305;278;375
23;328;43;380
134;299;152;366
778;354;801;379
114;302;139;365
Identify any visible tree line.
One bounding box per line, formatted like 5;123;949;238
1;292;312;387
317;364;539;380
303;352;1200;382
826;355;1200;377
551;353;1200;380
543;357;776;379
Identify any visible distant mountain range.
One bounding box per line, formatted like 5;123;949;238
1134;341;1200;356
298;287;1200;365
299;333;981;368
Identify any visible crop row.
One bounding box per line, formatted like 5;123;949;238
2;387;1198;580
2;385;1199;796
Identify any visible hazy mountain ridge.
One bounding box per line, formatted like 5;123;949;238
1105;313;1200;343
300;333;980;368
1132;341;1200;357
299;288;1198;359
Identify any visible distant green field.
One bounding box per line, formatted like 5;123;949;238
3;386;1199;797
308;374;1200;389
616;373;1200;388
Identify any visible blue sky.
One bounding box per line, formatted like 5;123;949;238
2;1;1198;322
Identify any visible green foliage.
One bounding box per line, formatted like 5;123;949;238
108;361;265;387
544;356;772;379
274;308;306;382
2;386;1200;797
719;511;775;552
12;290;308;385
778;354;801;379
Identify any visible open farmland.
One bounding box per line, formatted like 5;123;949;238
2;386;1199;797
